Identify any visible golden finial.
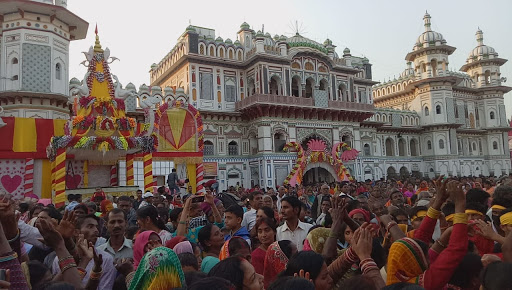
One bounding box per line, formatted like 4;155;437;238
94;24;103;53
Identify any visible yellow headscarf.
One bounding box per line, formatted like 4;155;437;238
386;238;428;285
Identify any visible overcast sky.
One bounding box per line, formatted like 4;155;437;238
67;0;512;115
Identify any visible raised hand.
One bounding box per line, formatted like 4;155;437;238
115;258;134;276
329;197;347;235
205;192;215;205
91;243;103;272
0;195;17;239
352;223;373;260
293;269;313;282
57;210;77;240
77;234;93;261
36;217;64;249
447;181;465;212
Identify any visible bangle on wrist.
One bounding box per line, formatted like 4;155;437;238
0;251;18;263
436;240;447;248
386;221;397;232
179;221;188;225
7;229;20;243
90;269;103;280
427;207;441;219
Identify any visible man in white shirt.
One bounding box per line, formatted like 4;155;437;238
276;186;287;211
241;191;263;231
276;196;312;251
97;208;133;260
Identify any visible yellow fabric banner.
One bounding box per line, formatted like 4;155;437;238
53;119;67;136
41;159;52;198
187;163;197;193
13;118;37;152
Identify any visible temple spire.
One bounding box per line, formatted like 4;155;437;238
476;27;484;46
423;11;432;32
94;24;103;53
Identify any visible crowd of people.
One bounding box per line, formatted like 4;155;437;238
2;174;512;290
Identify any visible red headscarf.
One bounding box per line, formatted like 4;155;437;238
133;230;161;268
100;199;113;217
348;209;371;223
165;236;186;250
263;241;289;288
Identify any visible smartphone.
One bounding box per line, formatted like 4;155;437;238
0;269;6;281
192;195;205;203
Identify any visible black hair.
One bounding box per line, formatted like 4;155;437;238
346;200;361;212
198;223;214;251
281;251;324;281
30;205;44;219
85;202;97;212
481;261;512;290
75;214;99;229
371;238;388;269
169;208;184;223
136;205;167;230
466;202;487;215
125;225;139;240
258;206;276;224
278;240;294;259
228;237;251;259
67;194;80;202
157;186;166;194
413;238;429;258
339;223;349;244
73;203;89;214
442;202;455;217
178;252;199;271
107;208;127;221
268;276;315;290
117;195;131;203
27;260;50;288
157;207;169;224
467;240;476;253
391;208;409;219
255;217;277;233
408;206;428;221
189;276;234;290
492;185;512;208
320;195;331;204
281;196;302;216
208;256;245;290
448;253;483;288
41;207;63;222
249;191;263;201
410;194;418;205
225;204;244;219
185;271;208;289
323;212;333;228
271;195;277;202
466;188;490;205
340;275;377;290
19;202;29;213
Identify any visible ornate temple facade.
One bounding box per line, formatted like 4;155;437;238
0;1;510;195
146;13;511;190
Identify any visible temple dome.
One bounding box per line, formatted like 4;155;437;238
466;29;498;64
414;12;447;50
286;33;328;54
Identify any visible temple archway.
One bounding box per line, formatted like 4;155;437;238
303;162;338;184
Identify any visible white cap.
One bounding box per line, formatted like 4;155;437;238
143;192;154;198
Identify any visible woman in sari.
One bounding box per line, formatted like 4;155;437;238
133;231;162;269
219;236;251;261
263;240;296;288
129;246;186;290
251;217;277;275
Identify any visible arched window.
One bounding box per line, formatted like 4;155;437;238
55;63;61;80
12;58;18;64
431;59;437;76
472;142;477;151
305;78;314;98
274;133;286;152
436;104;441;114
363;143;371;156
228;141;238;156
410;139;418;156
485;70;491;84
229;49;233;59
237;51;242;61
385;138;394;156
204;140;214;156
493;141;498;150
219;48;224;58
427;140;432;150
398;138;406;156
305;62;314;71
291;76;301;97
209;46;215;56
490;111;495;120
199;44;205;55
342;135;352;148
424;106;429;116
454;104;459;118
269;76;280;95
439;139;445;149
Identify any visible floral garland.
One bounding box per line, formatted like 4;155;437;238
86;53;115;108
71;115;136;131
332;142;360;162
47;135;155;161
283;142;305;185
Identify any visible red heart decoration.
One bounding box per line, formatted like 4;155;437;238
1;175;22;193
66;174;82;189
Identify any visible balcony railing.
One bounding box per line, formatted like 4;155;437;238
235;94;374;112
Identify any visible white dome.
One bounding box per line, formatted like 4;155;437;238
466;29;498;64
414;12;447;50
